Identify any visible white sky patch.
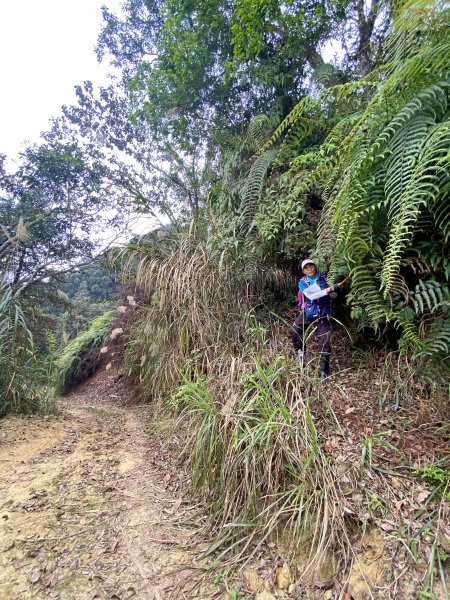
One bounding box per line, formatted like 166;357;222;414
0;0;122;163
0;1;160;240
321;39;344;64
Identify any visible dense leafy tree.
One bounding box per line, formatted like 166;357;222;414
61;265;119;303
0;141;134;297
98;0;390;145
44;81;212;225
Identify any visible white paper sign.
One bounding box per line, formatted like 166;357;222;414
306;283;321;294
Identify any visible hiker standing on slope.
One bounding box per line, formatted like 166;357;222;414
290;259;342;382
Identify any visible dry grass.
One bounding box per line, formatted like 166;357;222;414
172;351;353;573
122;232;291;403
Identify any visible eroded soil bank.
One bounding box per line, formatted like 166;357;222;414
0;369;212;600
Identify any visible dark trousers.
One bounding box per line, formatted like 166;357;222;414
290;313;331;355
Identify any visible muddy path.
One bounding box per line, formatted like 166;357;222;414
0;369;213;600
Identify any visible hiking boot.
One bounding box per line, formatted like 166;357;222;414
319;354;330;382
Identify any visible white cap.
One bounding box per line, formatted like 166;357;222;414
301;259;316;270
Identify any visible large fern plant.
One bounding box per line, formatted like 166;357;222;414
209;115;279;257
257;0;450;379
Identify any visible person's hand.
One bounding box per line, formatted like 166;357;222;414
325;286;332;293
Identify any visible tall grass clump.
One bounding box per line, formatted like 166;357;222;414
54;309;116;395
123;231;291;402
0;284;58;416
172;350;349;572
0;284;35;416
122;230;349;573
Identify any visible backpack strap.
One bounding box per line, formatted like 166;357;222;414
297;275;311;309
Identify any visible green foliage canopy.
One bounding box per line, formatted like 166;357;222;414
98;0;390;147
0;142;127;297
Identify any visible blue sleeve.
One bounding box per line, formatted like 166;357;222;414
319;275;329;289
299;279;307;292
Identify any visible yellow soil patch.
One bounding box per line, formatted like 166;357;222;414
0;392;212;599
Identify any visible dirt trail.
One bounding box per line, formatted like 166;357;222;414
0;369;212;600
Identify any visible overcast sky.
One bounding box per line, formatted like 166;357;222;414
0;0;122;163
0;0;159;237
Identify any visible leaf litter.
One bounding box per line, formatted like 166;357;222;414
0;366;214;599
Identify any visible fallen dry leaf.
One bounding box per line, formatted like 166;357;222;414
394;498;407;511
42;571;59;588
26;569;41;583
324;437;340;452
416;488;431;503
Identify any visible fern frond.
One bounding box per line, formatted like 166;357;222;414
239;149;277;232
259;97;317;154
381;108;450;294
410;280;450;314
349;264;388;324
246;115;274;151
414;310;450;382
418;315;450;356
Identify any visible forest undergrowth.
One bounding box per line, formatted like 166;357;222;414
109;232;450;600
166;325;449;599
